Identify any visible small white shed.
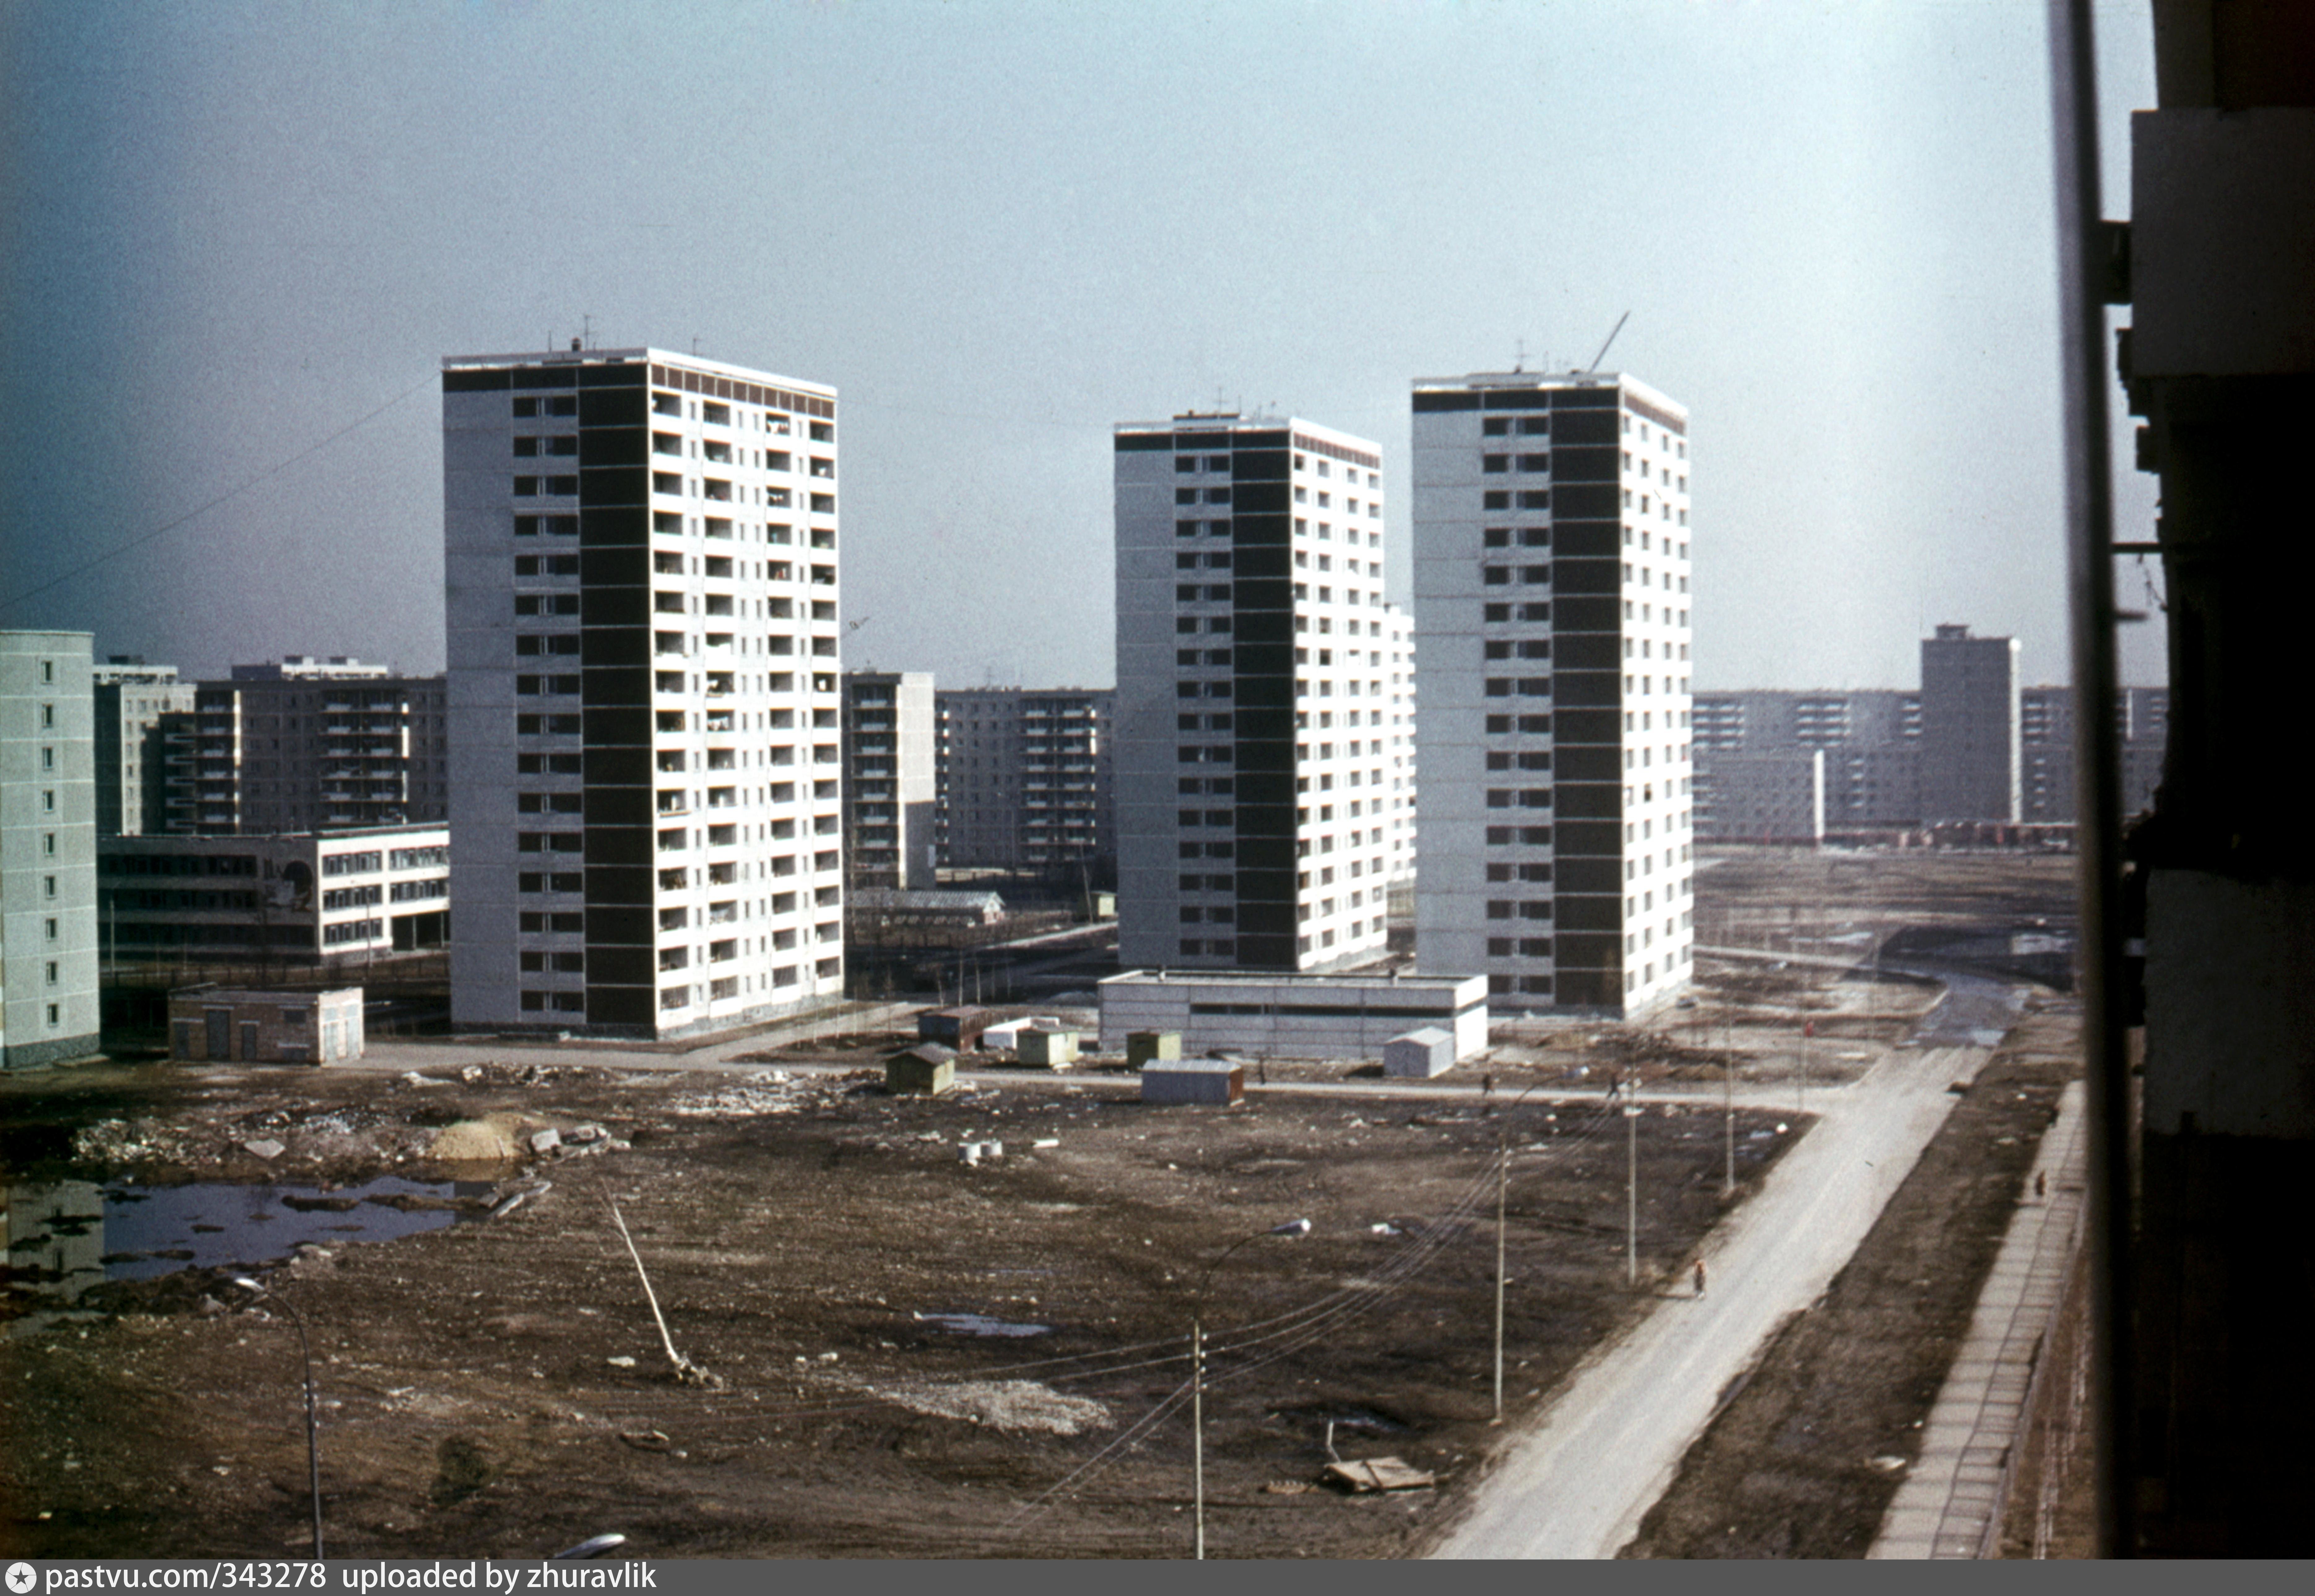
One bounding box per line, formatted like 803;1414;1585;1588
1384;1027;1456;1079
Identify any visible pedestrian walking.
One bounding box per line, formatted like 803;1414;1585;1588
1481;1072;1495;1099
1693;1258;1707;1297
2034;1170;2047;1200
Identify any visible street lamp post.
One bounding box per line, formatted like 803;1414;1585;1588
231;1277;323;1559
1190;1218;1309;1560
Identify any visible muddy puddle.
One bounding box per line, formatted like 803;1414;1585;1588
912;1311;1051;1338
4;1175;494;1298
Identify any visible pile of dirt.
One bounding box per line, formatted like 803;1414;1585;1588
866;1378;1113;1435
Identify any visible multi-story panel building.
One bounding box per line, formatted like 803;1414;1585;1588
1695;687;1920;833
164;658;448;835
92;658;197;838
935;687;1116;882
1379;602;1419;888
1919;624;2021;823
841;671;936;889
1695;659;2163;836
1410;371;1694;1016
2021;683;2169;822
1115;414;1397;972
2;631;100;1069
98;824;450;962
444;345;845;1037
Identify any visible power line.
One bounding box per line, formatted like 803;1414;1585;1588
0;369;440;617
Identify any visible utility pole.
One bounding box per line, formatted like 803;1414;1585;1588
1192;1314;1206;1559
1723;1019;1737;1197
1625;1093;1642;1287
1494;1133;1508;1421
1800;1018;1812;1118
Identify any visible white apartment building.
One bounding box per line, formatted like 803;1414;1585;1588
444;345;845;1038
92;658;196;838
1411;371;1694;1017
841;670;936;889
1379;602;1419;890
2;631;101;1069
1114;414;1397;972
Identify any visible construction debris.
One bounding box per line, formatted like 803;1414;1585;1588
1321;1456;1436;1494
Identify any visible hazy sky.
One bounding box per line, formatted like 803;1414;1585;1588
0;0;2165;690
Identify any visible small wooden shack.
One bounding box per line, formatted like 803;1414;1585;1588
1018;1027;1079;1069
919;1007;992;1051
1126;1030;1182;1068
885;1043;957;1096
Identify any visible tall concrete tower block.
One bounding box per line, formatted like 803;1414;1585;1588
1918;623;2020;823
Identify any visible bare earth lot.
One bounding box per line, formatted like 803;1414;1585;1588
3;847;2080;1560
2;1054;1793;1560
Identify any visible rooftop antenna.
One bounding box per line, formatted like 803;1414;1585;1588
1586;311;1631;374
1514;339;1529;373
581;313;595;350
691;335;702;356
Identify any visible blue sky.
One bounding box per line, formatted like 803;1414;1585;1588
0;0;2165;690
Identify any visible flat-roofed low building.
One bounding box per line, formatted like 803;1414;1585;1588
1097;969;1486;1061
167;984;364;1064
99;824;449;964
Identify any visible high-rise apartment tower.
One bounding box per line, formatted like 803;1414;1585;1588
444;346;845;1037
1411;371;1694;1016
3;631;100;1068
1114;414;1397;971
1918;623;2021;823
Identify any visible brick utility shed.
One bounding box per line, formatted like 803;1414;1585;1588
168;985;363;1064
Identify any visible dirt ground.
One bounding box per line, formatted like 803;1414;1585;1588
1;1050;1795;1560
1619;998;2084;1558
3;846;2083;1560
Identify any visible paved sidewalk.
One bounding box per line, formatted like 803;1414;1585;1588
1868;1079;2087;1559
1430;1042;1980;1559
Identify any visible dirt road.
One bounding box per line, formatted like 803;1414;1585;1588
1428;1041;1981;1559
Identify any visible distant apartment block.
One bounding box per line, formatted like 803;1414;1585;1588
164;658;448;835
842;671;936;889
99;825;450;963
2022;684;2168;822
1115;414;1397;971
1695;688;1922;832
1411;370;1695;1017
934;687;1115;880
1691;750;1825;843
2;631;100;1068
443;345;845;1037
1694;632;2163;839
91;658;196;838
1919;624;2021;823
